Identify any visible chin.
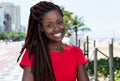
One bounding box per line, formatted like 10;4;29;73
50;38;63;43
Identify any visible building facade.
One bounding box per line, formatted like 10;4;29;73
0;7;4;31
0;2;21;32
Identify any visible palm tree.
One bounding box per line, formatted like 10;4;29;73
71;16;85;46
79;27;92;35
61;6;73;37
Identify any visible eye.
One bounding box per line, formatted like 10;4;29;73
46;24;53;28
57;20;63;25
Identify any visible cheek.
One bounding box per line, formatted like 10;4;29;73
44;29;53;35
43;26;53;34
61;25;65;31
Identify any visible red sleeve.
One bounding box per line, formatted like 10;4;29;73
20;49;34;68
74;47;89;66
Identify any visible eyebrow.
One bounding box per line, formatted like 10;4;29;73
43;17;63;24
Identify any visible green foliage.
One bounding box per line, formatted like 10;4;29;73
88;57;120;80
114;70;120;81
0;31;26;41
88;60;94;75
0;32;9;40
113;57;120;81
97;58;109;77
113;57;120;70
61;6;73;36
61;6;90;38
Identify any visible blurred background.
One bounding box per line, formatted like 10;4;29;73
0;0;120;81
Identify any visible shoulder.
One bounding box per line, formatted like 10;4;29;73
66;44;84;58
20;48;35;68
66;44;82;52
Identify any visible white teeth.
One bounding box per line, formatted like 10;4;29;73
54;33;61;37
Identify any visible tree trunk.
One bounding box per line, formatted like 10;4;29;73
75;27;78;46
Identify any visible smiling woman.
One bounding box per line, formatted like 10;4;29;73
17;1;89;81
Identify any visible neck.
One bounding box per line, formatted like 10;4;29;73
48;42;65;52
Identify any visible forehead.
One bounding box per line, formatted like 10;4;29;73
42;10;62;23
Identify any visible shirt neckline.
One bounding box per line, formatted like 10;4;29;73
50;44;68;53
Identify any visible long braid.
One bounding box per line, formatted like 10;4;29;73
17;1;63;81
37;25;54;81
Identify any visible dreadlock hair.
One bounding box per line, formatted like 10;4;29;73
17;1;63;81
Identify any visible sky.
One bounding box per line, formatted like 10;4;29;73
0;0;120;39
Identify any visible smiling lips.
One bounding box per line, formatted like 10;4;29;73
54;33;62;38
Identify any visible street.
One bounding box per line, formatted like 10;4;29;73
0;41;23;81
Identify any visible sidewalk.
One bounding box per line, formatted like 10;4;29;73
0;41;23;81
0;61;23;81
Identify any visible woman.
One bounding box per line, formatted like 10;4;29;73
17;1;89;81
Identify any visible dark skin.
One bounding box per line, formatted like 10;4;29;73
22;10;89;81
22;67;34;81
77;65;89;81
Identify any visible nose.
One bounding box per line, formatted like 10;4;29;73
53;24;60;31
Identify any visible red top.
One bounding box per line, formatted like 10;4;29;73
20;44;89;81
